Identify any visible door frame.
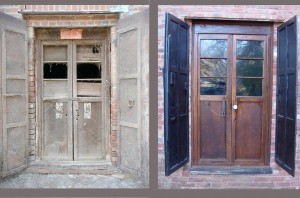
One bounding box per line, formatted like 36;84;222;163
35;28;111;161
191;20;274;167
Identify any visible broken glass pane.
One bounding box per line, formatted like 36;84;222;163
43;63;67;79
77;63;101;79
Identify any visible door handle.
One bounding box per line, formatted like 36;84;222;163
233;101;238;110
221;99;226;116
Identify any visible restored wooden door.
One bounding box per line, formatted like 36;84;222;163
0;12;28;177
164;13;189;176
41;40;105;160
275;16;298;176
193;23;271;166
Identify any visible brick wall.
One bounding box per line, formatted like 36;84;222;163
0;4;148;166
158;5;300;189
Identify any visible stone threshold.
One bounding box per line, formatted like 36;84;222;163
189;165;273;175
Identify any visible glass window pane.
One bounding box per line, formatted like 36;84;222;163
44;63;67;79
77;63;101;79
77;45;101;62
237;40;264;58
200;59;227;77
237;78;262;96
236;60;263;77
200;40;227;58
43;46;67;61
200;78;226;95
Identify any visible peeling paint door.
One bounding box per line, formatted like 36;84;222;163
0;13;28;177
117;10;148;172
41;40;105;161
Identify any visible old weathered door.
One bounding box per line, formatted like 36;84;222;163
193;23;271;167
41;40;105;160
0;13;28;177
117;9;149;174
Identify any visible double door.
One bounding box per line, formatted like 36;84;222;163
41;40;105;161
194;33;270;166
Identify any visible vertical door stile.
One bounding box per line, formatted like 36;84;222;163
72;41;77;160
231;35;237;164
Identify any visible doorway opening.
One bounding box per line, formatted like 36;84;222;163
36;29;110;162
192;21;273;168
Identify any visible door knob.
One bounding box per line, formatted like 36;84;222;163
233;104;238;110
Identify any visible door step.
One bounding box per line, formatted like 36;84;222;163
25;160;122;175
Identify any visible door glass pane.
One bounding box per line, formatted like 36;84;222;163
200;78;226;95
200;40;227;58
44;63;68;79
77;63;101;79
237;40;264;58
43;46;67;61
236;60;263;77
77;44;101;62
237;78;262;96
200;59;227;77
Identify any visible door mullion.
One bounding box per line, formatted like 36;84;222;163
231;35;237;165
68;41;74;160
227;34;234;164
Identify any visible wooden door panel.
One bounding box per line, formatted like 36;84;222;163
42;101;71;159
275;16;297;176
194;25;271;167
164;13;189;176
1;12;28;177
7;126;27;170
75;101;103;160
234;101;262;161
200;101;226;160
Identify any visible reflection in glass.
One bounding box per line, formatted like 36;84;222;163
200;40;227;58
237;40;264;58
236;60;263;77
44;63;67;79
200;59;227;77
237;78;262;96
200;78;226;95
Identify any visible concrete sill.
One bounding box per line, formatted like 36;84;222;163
189;166;273;175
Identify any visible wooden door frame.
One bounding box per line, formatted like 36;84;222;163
191;20;273;167
35;28;111;161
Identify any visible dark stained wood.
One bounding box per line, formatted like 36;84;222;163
192;21;272;167
275;16;298;177
199;101;226;159
194;21;272;35
164;13;189;176
234;101;263;161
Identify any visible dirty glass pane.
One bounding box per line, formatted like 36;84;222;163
200;59;227;77
200;39;227;58
236;60;263;77
43;46;67;61
44;63;68;79
237;40;264;58
77;45;101;62
200;78;226;95
77;63;101;79
237;78;262;96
